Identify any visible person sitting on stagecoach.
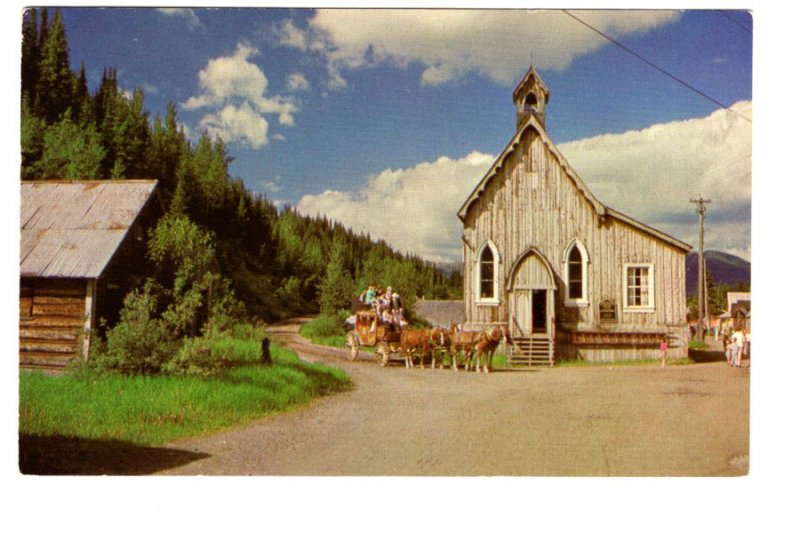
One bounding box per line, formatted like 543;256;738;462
364;285;377;305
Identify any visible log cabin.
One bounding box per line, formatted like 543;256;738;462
459;66;691;365
19;180;161;369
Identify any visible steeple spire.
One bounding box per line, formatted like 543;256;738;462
513;65;550;130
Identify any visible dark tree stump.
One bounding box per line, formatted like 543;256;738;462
261;337;272;365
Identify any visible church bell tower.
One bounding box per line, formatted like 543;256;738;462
513;66;550;130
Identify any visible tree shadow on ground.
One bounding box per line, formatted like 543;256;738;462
19;433;210;475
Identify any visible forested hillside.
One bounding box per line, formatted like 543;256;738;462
20;8;462;324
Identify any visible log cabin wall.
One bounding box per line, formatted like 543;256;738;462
19;278;89;369
462;125;689;362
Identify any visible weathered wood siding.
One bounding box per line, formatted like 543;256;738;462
463;125;687;360
19;278;88;368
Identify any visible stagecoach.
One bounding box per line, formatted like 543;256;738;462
344;309;404;366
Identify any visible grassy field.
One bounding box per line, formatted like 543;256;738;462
19;340;351;447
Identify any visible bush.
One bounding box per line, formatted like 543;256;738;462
301;312;348;338
88;282;178;375
161;336;233;376
299;312;350;347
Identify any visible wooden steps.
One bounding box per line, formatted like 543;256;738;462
509;335;553;366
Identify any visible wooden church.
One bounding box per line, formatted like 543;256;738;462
459;66;691;364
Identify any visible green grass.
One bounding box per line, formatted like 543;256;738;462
299;313;348;348
19;340;351;447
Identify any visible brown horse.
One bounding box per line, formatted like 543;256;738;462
428;326;452;369
449;326;483;372
400;328;430;368
472;325;511;373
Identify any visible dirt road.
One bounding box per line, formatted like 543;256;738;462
161;319;749;476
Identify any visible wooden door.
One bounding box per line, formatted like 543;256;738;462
511;289;532;336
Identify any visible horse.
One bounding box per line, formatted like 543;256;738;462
449;326;483;372
428;326;452;369
400;328;431;368
472;325;511;373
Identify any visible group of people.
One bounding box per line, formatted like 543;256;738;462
721;327;751;367
358;284;407;329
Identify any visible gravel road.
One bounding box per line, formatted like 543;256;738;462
160;319;749;476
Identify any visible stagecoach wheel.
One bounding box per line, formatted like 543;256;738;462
345;331;360;361
375;342;390;367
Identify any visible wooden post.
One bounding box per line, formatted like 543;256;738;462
691;196;710;343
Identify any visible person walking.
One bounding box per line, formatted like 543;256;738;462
731;329;744;366
659;335;668;367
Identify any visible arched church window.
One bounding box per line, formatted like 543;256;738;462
564;239;589;306
477;241;499;303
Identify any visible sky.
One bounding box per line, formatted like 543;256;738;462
40;6;753;263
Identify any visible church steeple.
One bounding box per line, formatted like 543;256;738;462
513;65;550;130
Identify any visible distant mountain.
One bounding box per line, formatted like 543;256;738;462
685;251;751;297
435;261;464;275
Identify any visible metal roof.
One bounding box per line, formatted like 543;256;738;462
413;299;466;328
20;180;158;278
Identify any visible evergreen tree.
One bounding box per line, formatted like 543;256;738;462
20;97;46;180
36;114;105;180
319;236;355;315
35;10;74;123
21;9;40;106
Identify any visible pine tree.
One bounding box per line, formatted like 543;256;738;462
319;236;355;315
35;10;74;123
21;9;40;106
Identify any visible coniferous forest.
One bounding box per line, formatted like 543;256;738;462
21;8;463;327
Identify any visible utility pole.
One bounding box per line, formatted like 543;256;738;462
691;196;711;342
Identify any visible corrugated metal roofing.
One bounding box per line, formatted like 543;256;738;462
20;180;158;278
413;300;466;328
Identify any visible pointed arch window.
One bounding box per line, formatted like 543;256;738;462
563;239;589;307
476;241;500;304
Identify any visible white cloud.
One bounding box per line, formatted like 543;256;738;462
274;9;681;88
559;101;752;258
198;103;268;149
297;103;752;262
287;72;310;92
182;43;297;148
157;8;204;32
297;152;496;262
258;179;284;194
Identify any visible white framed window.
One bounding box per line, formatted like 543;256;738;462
476;241;500;305
563;239;589;307
623;263;655;312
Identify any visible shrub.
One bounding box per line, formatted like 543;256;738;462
161;336;234;376
300;312;348;339
88;282;178;375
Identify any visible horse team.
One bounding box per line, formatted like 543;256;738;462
399;324;510;373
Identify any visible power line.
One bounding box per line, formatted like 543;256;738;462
562;10;752;124
718;10;752;36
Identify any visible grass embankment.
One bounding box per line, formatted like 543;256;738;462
19;339;351;447
299;313;348;348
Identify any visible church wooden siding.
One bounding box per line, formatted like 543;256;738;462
460;68;690;362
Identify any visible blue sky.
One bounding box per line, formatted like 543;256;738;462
40;7;753;261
